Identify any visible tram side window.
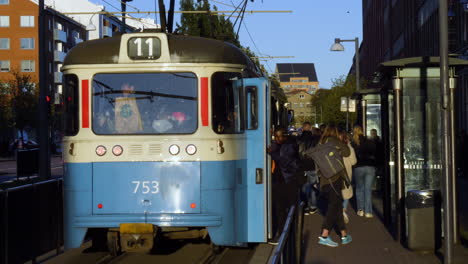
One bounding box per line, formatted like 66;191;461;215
246;86;258;130
63;74;79;136
212;72;244;134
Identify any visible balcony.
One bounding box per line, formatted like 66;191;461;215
54;72;63;84
54;50;66;62
53;29;67;43
102;26;112;37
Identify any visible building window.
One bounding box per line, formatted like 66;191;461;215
0;16;9;27
21;60;35;72
20;38;35;49
0;0;9;5
299;94;305;99
20;16;34;27
0;38;9;49
0;60;10;72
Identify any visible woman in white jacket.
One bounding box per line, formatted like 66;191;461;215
339;130;357;224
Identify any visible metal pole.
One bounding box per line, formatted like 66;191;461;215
439;0;454;262
38;0;50;180
355;37;360;93
346;98;349;132
121;0;126;31
167;0;175;33
449;71;458;244
393;76;405;243
362;99;367;134
158;0;167;32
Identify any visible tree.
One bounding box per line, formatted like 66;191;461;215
176;0;240;46
311;75;359;129
0;69;39;131
176;0;265;71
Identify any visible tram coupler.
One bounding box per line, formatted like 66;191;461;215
119;223;156;252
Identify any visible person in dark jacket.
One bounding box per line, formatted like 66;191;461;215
297;122;320;215
315;124;352;247
268;127;300;243
351;125;378;218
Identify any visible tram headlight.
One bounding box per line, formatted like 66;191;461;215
95;145;107;156
186;144;197;155
169;144;180;155
112;145;123;156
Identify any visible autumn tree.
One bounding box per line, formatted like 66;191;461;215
0;69;39;131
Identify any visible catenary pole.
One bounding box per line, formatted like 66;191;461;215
38;0;50;180
439;0;454;263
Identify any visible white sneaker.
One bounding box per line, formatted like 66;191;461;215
357;210;364;217
365;213;374;218
343;211;349;224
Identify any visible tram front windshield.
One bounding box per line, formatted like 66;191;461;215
92;73;197;135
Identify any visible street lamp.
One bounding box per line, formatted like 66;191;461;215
330;37;360;92
331;37;360;132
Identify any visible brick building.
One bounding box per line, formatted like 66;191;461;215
275;63;319;94
359;0;468;131
285;90;315;127
0;0;87;104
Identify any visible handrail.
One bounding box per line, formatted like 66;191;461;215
268;205;296;264
1;178;62;192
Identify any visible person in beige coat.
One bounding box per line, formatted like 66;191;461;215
339;130;357;224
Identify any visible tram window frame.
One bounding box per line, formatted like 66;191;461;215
246;86;258;130
91;72;198;135
211;72;245;134
63;74;79;136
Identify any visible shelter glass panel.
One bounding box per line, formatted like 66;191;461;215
402;78;442;191
92;73;198;135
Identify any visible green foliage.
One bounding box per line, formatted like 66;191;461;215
311;75;358;129
0;69;39;130
177;0;241;47
176;0;266;72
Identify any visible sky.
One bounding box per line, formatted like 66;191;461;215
94;0;363;89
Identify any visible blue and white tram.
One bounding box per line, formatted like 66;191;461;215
61;32;289;253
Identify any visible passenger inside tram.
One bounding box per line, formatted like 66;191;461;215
114;83;143;133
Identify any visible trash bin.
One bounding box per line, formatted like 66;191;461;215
16;148;39;176
406;190;441;251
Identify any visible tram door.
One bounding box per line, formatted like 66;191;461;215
244;78;269;242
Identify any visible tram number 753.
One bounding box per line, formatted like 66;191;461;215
132;181;159;194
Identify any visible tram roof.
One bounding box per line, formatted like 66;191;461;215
63;33;261;75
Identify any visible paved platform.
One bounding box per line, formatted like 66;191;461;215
301;200;468;264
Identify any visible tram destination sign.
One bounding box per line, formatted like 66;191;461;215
127;37;161;60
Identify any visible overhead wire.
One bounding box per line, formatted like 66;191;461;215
208;0;237;8
100;0;153;29
228;0;246;21
108;0;141;12
229;0;273;73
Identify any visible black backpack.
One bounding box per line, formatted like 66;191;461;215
304;139;345;179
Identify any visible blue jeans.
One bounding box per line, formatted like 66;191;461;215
343;199;349;210
353;166;376;214
301;170;318;209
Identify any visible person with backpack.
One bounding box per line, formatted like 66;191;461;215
338;130;357;224
305;124;352;247
351;125;378;218
297;122;320;215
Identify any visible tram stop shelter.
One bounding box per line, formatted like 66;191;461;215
355;57;468;249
